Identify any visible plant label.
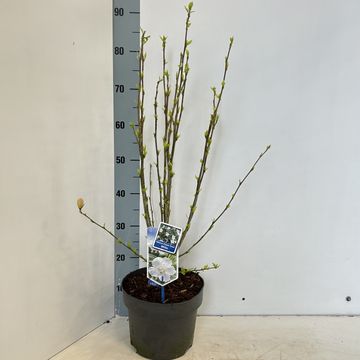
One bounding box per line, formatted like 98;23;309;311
152;222;182;254
147;245;179;286
146;226;158;246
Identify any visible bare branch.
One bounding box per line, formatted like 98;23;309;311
180;262;220;275
135;30;152;227
179;37;234;248
79;208;147;262
149;164;155;226
180;145;271;256
153;78;164;221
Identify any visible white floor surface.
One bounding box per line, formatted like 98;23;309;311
51;316;360;360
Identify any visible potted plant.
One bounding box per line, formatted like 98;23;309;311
77;2;270;359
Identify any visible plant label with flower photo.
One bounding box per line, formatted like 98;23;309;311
147;245;179;286
152;222;182;254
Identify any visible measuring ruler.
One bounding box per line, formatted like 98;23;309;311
113;0;140;316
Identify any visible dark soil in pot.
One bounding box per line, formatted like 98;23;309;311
122;268;204;360
122;267;203;303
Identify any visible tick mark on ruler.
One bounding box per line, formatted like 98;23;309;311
130;224;140;228
133;209;139;211
114;0;141;318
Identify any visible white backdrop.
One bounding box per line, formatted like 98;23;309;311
140;0;360;316
1;0;360;359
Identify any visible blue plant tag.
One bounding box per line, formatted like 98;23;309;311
152;222;182;254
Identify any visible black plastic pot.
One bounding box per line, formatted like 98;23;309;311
122;268;204;360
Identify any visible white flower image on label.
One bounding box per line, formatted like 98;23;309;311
148;257;176;283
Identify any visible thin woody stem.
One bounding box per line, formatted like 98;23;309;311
179;37;234;249
154;78;164;221
166;51;190;221
180;145;271;257
181;263;220;274
79;209;147;262
161;36;171;222
164;6;193;223
149;164;155;226
133;30;152;227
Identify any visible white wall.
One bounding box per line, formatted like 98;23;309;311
140;0;360;315
0;1;114;359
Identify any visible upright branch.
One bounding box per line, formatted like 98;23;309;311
161;35;171;222
180;145;271;257
131;30;152;227
153;78;164;221
148;164;155;226
162;2;194;223
178;36;234;248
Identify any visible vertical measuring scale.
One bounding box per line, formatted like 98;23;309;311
113;0;140;316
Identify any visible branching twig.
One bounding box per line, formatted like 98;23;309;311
164;4;193;223
180;145;271;257
78;206;147;262
78;2;271;277
131;30;152;227
179;36;234;248
180;262;220;275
